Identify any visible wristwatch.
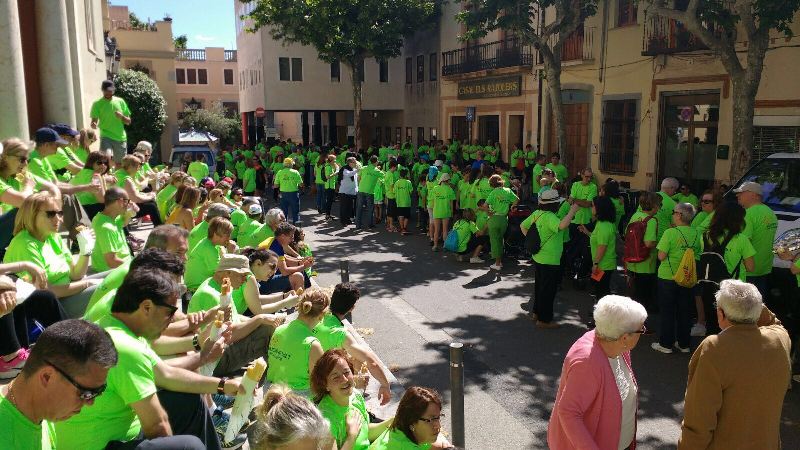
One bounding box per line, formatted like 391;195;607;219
217;377;228;394
192;334;201;352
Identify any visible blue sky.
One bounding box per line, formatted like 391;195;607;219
120;0;237;49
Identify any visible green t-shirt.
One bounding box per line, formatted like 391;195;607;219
84;288;116;323
71;168;101;205
394;179;413;208
358;165;382;194
691;210;710;230
237;218;274;249
368;428;432;450
156;184;178;219
47;147;75;171
531;164;544;192
243;167;257;192
476;178;493;202
230;208;247;240
88;262;130;309
3;230;72;285
0;174;45;214
655;192;676;241
486;187;518;216
319;392;370;450
743;203;778;276
187;161;209;181
546;162;569;182
431;184;456;219
56;315;160;450
114;169;131;189
475;209;489;232
590;221;617;271
236;161;248;179
570;182;598;225
312;313;348;352
184;238;222;290
702;232;756;281
625;211;658;274
656;226;701;280
91;212;132;272
610;197;625;227
267;320;319;390
187;220;210;251
28;150;58;183
674;193;699;208
510;150;526;169
323;164;337;190
521;210;563;265
188;277;248;316
384;170;397;199
90;96;131;142
0;395;56;450
451;219;478;253
457;180;473;210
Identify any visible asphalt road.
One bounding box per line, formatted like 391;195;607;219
288;195;799;450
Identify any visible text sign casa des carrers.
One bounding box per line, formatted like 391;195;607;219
457;76;522;100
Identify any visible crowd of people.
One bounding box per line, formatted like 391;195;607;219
0;77;796;449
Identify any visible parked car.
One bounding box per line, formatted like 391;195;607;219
169;129;219;175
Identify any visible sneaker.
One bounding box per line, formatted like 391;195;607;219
651;342;673;354
690;323;707;337
212;394;236;410
456;255;467;262
489;263;502;271
469;256;484;264
535;320;560;329
212;409;231;436
221;433;248;450
0;348;29;379
675;344;691;353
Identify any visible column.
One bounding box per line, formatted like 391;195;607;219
313;111;322;145
328;110;337;146
35;0;76;126
301;111;310;145
0;0;29;139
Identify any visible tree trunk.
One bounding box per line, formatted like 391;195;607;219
540;49;567;157
729;75;758;183
349;59;364;151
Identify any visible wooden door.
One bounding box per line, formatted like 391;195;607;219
549;102;590;180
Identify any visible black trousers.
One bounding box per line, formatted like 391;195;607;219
0;290;66;355
339;194;356;223
135;201;163;226
105;390;218;450
533;262;561;323
324;189;336;215
629;271;657;313
592;269;614;301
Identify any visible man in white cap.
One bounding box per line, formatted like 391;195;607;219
735;181;778;299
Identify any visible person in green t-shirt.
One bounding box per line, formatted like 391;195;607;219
0;319;117;450
383;160;399;233
650;177;679;242
184;216;234;291
71;151;113;220
546;153;569;184
577;197;617;309
322;155;340;220
736;181;778;298
186;154;209;182
242;159;258;195
569;168;598;225
91;187;135;272
485;175;519;271
368;386;450;450
521;190;580;327
90;80;131;164
673;184;699;209
451;209;489;263
691;190;718;234
275;157;305;224
625;192;662;320
356;156;383;230
311;350;393;449
653;202;700;354
0;138;49;218
430;173;456;251
393;168;414;235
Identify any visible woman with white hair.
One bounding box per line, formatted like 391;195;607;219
253;384;333;450
548;295;647;450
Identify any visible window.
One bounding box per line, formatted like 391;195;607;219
176;68;186;84
330;60;340;82
198;69;208;84
385;127;391;144
279;57;290;81
406;127;412;141
417;127;424;145
395;127;401;143
224;69;234;85
429;53;437;81
600;99;638;173
753;126;800;161
405;57;412;84
416;55;424;83
356;60;365;82
222;102;239;115
379;59;388;83
617;0;637;27
187;69;197;84
430;128;438;140
85;2;97;53
291;58;303;81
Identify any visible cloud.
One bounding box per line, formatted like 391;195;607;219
194;34;216;42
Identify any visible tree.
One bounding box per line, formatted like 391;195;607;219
642;0;800;181
174;34;188;50
242;0;438;150
113;69;167;153
459;1;597;156
180;101;242;148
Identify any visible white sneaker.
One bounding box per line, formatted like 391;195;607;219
651;342;673;354
456;255;466;262
675;344;691;353
489;263;502;271
469;257;484;264
690;323;707;337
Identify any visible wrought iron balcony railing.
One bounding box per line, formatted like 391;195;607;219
441;37;534;77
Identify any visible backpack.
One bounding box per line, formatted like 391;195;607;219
698;232;741;285
444;229;460;252
525;211;556;257
671;229;698;288
623;216;655;264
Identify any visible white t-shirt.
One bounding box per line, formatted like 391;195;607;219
608;356;637;450
339;167;359;195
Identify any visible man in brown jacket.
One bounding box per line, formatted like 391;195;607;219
679;279;791;449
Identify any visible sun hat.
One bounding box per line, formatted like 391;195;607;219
215;254;251;274
538;189;564;205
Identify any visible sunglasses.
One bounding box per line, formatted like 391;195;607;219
44;210;64;218
419;413;445;424
152;299;179;317
44;359;107;401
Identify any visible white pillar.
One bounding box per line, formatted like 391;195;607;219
0;0;30;140
36;0;77;126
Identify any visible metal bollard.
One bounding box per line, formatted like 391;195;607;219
339;260;350;283
450;342;465;448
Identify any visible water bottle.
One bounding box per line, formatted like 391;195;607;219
28;320;44;343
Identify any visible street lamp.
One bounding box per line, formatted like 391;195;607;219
186;97;202;110
104;32;121;79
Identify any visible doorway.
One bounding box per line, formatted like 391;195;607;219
548;97;590;177
657;92;720;192
478;115;500;145
451;116;468;142
508;115;524;150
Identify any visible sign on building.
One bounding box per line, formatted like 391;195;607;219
458;76;522;100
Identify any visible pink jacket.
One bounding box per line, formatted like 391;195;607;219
548;330;638;450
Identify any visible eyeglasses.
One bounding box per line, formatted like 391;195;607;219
43;359;107;401
11;155;28;163
419;413;445;424
632;324;647;334
44;210;64;219
119;198;130;205
152;299;178;318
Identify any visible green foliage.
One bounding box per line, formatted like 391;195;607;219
113;69;167;152
180;102;242;148
653;0;800;38
241;0;438;64
174;34;188;50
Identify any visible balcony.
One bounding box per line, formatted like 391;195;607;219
441;37;534;77
547;25;595;63
224;50;237;62
176;49;206;61
642;16;720;56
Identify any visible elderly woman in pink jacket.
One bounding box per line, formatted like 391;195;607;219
548;295;648;450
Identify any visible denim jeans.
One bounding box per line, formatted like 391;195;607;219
280;191;301;223
315;184;325;211
355;192;375;228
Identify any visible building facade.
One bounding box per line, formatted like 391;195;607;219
0;0;108;141
175;47;239;116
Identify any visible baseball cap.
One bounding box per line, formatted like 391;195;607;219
538;189;564;205
733;181;762;196
215;254;251;275
439;172;451;182
247;203;263;215
283;157;294;166
35;128;68;146
221;177;233;184
434;160;443;167
50;123;79;137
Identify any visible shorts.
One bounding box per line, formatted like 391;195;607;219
100;136;127;163
387;199;398;218
396;206;411;218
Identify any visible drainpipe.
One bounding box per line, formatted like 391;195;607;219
598;0;609;83
536;9;545;153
